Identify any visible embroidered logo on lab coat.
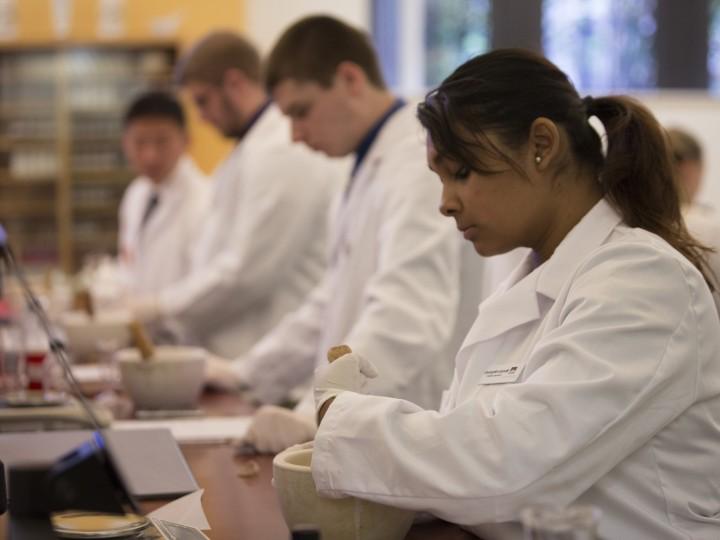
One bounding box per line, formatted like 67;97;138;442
479;364;524;384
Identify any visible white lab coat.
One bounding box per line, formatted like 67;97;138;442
118;156;209;294
239;104;472;410
480;248;528;302
156;105;343;357
312;199;720;540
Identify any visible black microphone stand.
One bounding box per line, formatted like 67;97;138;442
1;246;140;539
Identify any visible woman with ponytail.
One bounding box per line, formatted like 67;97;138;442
308;50;720;539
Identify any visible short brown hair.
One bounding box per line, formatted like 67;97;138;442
176;30;261;86
266;16;385;90
667;127;703;164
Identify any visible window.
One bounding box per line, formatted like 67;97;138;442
372;0;490;95
425;0;491;87
542;0;657;92
374;0;708;94
709;0;720;91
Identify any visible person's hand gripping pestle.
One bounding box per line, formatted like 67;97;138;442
314;345;378;423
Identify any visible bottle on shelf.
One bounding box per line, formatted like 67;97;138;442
21;309;50;395
0;301;25;401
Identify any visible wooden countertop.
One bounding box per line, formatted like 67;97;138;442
1;391;477;539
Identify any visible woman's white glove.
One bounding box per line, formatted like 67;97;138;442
204;354;248;392
241;405;317;454
313;351;378;414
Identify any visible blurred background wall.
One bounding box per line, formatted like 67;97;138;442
1;0;719;269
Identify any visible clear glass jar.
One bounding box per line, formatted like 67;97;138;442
20;312;50;394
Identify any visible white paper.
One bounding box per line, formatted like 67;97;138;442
148;489;210;531
51;0;72;37
150;11;182;37
98;0;123;37
0;0;17;39
112;416;252;444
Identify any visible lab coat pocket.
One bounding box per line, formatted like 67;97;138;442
687;501;720;523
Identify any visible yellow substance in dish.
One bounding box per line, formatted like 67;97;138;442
51;512;148;533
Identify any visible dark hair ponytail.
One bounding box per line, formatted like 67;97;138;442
587;96;713;286
418;49;714;288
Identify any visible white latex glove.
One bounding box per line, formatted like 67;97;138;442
313;351;378;414
204;354;247;392
128;295;161;322
241;405;317;454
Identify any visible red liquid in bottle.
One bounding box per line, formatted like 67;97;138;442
25;351;47;391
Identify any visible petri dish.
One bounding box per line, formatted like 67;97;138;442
51;511;150;539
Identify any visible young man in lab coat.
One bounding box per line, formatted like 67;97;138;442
207;16;481;453
129;32;342;357
119;91;209;294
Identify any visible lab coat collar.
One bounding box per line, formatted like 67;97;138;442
217;104;283;177
351;97;406;177
460;198;622;348
335;104;419;215
138;156;199;238
233;99;272;141
350;104;422;185
535;197;622;300
148;155;195;196
232;103;285;155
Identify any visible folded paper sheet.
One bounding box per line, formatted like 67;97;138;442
112;416;252;444
148;489;210;531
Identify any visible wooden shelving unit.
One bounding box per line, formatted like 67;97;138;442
0;42;177;272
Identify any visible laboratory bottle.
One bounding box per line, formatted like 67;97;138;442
0;313;25;398
20;310;50;394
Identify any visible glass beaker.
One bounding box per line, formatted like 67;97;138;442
22;314;50;393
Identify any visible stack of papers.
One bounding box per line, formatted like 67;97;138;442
150;489;209;528
112;416;252;444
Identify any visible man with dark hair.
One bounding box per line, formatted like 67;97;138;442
129;31;342;359
119;90;209;293
264;16;385;91
206;16;481;454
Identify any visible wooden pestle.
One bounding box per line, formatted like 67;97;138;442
129;320;155;361
73;289;95;317
327;344;352;363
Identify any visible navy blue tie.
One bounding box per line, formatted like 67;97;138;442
140;193;159;229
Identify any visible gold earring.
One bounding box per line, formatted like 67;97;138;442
535;155;542;164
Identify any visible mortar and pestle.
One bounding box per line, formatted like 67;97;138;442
115;322;206;411
272;345;415;540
